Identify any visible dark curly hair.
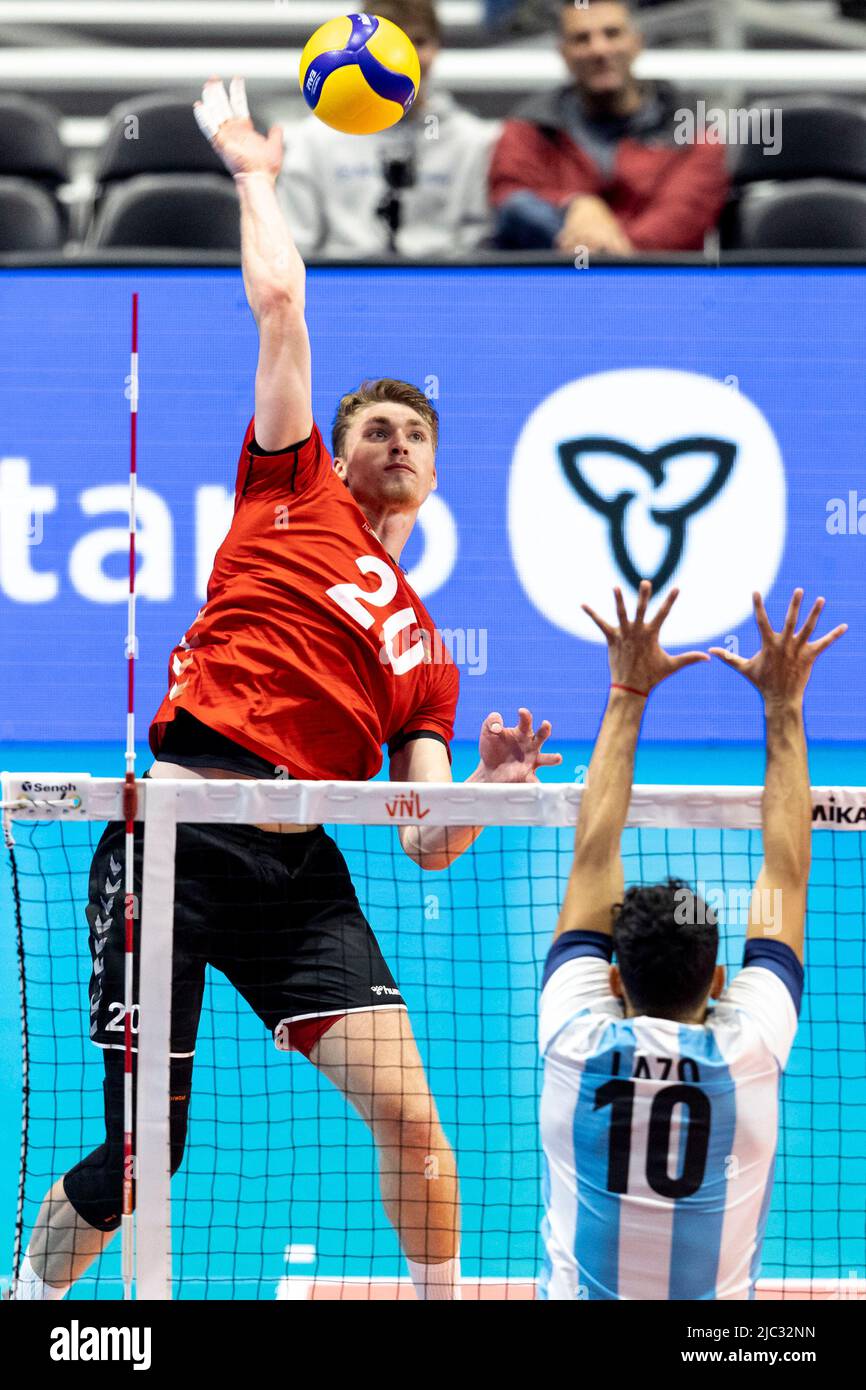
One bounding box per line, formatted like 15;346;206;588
612;878;718;1019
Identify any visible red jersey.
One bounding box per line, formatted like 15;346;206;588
149;418;459;780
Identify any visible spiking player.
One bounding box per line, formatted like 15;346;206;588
15;77;561;1303
539;581;846;1300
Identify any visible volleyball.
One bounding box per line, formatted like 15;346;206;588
299;13;421;136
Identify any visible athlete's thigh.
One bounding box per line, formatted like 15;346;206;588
310;1008;437;1122
210;826;406;1046
86;819;206;1057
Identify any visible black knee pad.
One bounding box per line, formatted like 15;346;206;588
63;1141;125;1233
64;1053;194;1233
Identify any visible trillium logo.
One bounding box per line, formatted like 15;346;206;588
558;435;737;592
508;370;786;646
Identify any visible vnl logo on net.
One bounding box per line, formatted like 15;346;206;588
507;369;786;647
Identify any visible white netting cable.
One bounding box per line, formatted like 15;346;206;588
2;774;866;831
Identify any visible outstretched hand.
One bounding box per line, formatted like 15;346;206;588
709;589;847;705
194;76;284;180
478;708;563;783
582;580;709;694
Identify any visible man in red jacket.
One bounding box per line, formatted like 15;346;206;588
490;0;729;254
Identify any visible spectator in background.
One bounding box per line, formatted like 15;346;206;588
278;0;500;258
484;0;524;33
490;0;729;254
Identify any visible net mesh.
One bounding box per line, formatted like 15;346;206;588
3;778;865;1300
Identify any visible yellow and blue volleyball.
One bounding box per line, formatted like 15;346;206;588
299;13;421;135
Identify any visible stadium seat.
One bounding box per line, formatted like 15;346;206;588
723;179;866;250
0;94;69;187
0;178;65;251
0;94;70;247
731;95;866;185
86;173;241;249
83;92;262;249
93;92;238;184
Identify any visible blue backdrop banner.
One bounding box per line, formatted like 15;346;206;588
1;265;863;746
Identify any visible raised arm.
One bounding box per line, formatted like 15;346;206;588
194;77;312;449
555;582;708;942
710;590;847;963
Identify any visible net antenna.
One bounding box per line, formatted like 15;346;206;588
122;292;140;1301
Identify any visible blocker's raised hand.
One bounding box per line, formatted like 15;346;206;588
582;580;709;695
193;76;284;180
709;589;847;705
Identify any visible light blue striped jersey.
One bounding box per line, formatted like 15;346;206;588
538;932;802;1301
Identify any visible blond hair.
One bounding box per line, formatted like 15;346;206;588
331;378;439;458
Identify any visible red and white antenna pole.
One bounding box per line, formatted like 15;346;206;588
122;292;139;1300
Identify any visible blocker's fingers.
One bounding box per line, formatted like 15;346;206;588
517;707;533;733
650;585;679;632
708;646;747;672
670;651;711;671
782;587;804;637
810;623;848;655
485;711;504;734
229;75;250;121
796;595;825;644
537;751;563;766
753;592;773;641
634;579;651;625
613;587;629;630
581;603;614;640
535;719;552;743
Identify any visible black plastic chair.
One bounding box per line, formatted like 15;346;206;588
0;178;65;251
94;92;238;184
87;174;241;250
723;179;866;250
0;94;69;187
731;95;866;185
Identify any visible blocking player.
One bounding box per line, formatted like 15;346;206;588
14;78;561;1303
539;581;846;1299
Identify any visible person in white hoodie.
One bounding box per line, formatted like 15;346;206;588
278;0;501;258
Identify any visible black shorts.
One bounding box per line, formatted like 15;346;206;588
85;818;406;1058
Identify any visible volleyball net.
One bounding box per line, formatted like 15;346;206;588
2;774;865;1301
